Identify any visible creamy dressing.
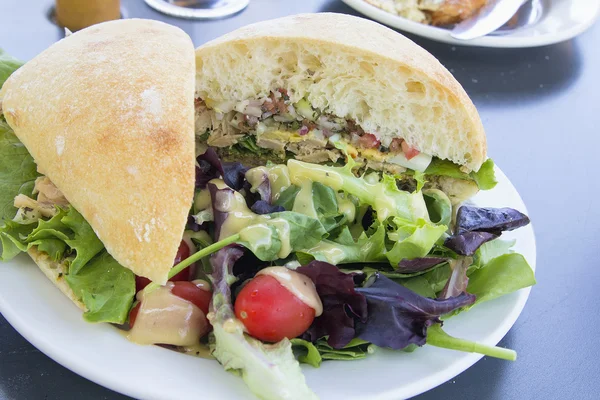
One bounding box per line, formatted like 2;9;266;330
336;192;356;223
256;267;323;316
245;165;292;202
212;178;294;259
127;283;208;347
194;189;212;212
292;180;318;218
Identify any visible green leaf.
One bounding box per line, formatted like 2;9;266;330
397;264;452;298
287;159;429;222
314;337;376;361
65;251;135;324
423;189;452;226
30;238;67;262
28;208;71;242
299;224;387;265
424;158;497;190
466;253;536;306
426;324;516;360
61;208;104;274
290;338;322;368
0;49;23;88
238;212;326;261
385;219;447;267
274;185;300;210
475;238;516;267
0;218;35;260
0;120;41;222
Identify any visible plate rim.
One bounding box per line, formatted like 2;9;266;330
0;165;536;400
341;0;600;48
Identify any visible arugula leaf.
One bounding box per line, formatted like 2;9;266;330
0;120;41;222
66;251;135;324
425;158;497;190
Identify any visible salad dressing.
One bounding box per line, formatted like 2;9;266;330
181;343;214;359
257;267;323;316
246;165;291;202
336;193;356;222
292;180;318;218
127;283;208;347
212;178;294;258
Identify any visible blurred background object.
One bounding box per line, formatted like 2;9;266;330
55;0;121;31
143;0;249;19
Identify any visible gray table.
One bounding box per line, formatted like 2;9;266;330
1;0;599;399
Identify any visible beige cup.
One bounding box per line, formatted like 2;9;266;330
55;0;121;31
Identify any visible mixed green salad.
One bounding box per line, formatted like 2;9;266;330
0;51;536;400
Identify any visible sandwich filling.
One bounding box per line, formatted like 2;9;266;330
195;89;494;204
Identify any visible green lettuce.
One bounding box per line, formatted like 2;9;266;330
0;120;41;222
291;337;376;367
66;251;135;323
0;48;23;87
0;207;135;324
424;158;497;190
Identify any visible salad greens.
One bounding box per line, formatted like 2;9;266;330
209;247;317;400
425;158;498;190
0;207;135;323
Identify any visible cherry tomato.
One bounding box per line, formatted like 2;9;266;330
129;302;141;328
401;140;420;160
234;275;315;342
357;133;381;149
134;241;194;292
171;281;212;315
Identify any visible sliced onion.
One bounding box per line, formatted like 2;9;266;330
386;151;432;172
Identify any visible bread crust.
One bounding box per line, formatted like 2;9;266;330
195;13;486;172
27;247;86;311
1;19;196;284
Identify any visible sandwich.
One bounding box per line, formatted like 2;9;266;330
0;14;535;400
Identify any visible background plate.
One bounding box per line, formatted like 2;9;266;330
342;0;600;48
0;165;536;399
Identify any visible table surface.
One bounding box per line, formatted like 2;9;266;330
1;1;599;399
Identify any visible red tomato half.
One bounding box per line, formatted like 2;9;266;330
234;275;315;342
171;281;212;315
401;140;420;160
134;241;194;292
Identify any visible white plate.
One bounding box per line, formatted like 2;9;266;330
342;0;600;48
0;166;536;400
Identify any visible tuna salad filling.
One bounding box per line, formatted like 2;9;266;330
194;89;497;204
195;89;432;173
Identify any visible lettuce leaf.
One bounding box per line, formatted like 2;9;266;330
0;48;23;88
66;251;135;323
0;120;41;222
425;158;497;190
0;207;134;324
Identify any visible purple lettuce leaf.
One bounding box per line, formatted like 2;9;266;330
397;257;447;273
197;148;247;190
456;205;530;235
355;273;476;349
444;231;498;256
297;261;367;349
438;257;472;300
209;246;246;316
208;183;233;241
251;201;285;215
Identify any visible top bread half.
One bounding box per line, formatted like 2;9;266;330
0;19;196;284
195;13;486;172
